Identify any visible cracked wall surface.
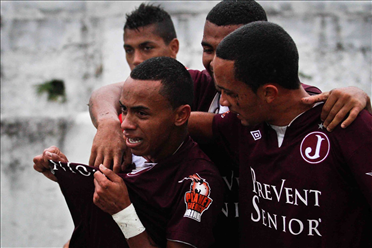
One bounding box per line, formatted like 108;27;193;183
1;1;371;247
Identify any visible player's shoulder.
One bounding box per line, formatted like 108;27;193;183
188;69;212;84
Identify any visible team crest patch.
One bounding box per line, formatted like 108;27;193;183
179;173;213;222
300;131;330;164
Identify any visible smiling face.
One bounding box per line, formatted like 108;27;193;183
214;57;267;127
123;24;178;70
119;77;179;162
201;21;242;78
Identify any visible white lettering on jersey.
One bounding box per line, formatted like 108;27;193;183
300;131;330;164
250;167;322;237
49;160;96;177
250;130;262;141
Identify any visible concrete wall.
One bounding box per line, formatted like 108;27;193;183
1;1;371;247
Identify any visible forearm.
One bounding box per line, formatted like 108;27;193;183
188;112;215;143
89;82;123;128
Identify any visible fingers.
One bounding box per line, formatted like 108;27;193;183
112;153;122;174
33;146;61;172
321;97;344;131
321;87;370;132
33;148;59;182
340;108;361;129
302;91;330;105
41;146;68;163
98;164;122;183
89;149;97;167
322;103;348;131
102;156;113;170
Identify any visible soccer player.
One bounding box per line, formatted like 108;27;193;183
88;3;179;171
33;57;224;248
190;21;372;247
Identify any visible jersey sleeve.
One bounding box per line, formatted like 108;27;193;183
166;160;224;248
301;83;322;95
337;110;372;207
212;111;242;164
188;69;217;112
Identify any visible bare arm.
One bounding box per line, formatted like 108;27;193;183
88;82;130;172
188;112;215;144
302;86;371;132
89;82;123;128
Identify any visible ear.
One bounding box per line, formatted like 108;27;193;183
174;104;191;126
168;38;179;58
261;84;278;104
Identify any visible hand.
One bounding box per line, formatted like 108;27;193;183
33;146;68;182
93;164;131;215
89;119;132;173
302;86;371;132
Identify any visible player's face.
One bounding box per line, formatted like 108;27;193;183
214;57;266;126
201;21;242;78
124;24;178;71
119;77;178;162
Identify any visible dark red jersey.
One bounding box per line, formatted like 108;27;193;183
213;104;372;248
51;136;223;248
189;69;322;248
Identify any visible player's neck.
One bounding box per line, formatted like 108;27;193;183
267;86;312;126
144;129;188;163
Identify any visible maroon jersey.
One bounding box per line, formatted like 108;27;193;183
188;69;322;248
213;104;372;247
189;69;217;112
50;136;223;248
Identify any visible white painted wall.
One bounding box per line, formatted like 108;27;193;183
1;1;371;247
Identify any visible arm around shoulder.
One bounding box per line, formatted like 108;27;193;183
188;112;215;144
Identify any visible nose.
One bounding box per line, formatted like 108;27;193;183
132;51;144;68
219;91;231;107
121;113;137;131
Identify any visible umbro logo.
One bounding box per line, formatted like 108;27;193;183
250;130;262;141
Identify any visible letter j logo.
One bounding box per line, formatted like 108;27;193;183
300;131;330;164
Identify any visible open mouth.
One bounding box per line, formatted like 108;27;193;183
127;137;143;144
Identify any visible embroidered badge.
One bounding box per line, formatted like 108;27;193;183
179;173;213;222
250;130;262;141
300;131;330;164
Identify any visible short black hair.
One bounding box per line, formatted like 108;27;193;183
130;57;193;109
216;21;300;92
206;1;267;26
124;3;177;44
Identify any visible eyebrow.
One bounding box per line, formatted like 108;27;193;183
201;41;212;47
119;100;150;112
216;85;234;94
124;41;155;48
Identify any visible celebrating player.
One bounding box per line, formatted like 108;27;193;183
33;57;224;248
189;21;372;247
